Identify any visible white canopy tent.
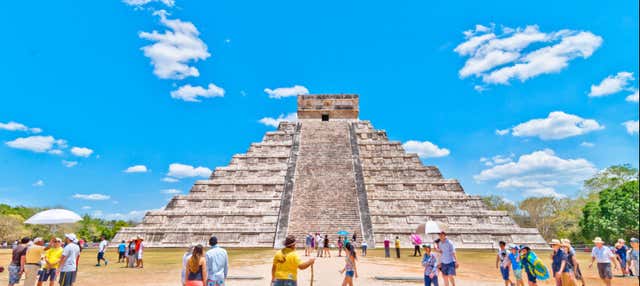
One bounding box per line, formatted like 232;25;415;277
24;209;83;233
416;221;449;243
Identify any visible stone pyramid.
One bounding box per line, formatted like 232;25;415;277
114;94;546;248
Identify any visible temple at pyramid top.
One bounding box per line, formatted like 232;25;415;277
297;94;359;120
114;93;546;249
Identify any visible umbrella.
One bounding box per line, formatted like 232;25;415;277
337;230;349;236
416;221;448;235
25;209;82;225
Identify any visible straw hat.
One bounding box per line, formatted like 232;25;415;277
593;237;605;244
561;239;571;245
618;238;626;243
549;239;561;245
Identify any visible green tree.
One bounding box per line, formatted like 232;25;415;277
579;180;640;242
519;197;564;240
584;164;639;193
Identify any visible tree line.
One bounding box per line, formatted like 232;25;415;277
482;164;639;244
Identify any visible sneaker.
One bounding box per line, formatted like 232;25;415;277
95;264;101;267
105;260;108;266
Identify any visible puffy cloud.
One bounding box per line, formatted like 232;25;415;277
167;163;211;178
73;193;111;200
454;25;602;86
62;160;78;168
264;85;309;99
70;147;94;157
122;0;174;7
162;177;179;183
32;180;44;187
139;10;210;80
5;136;67;153
160;189;181;194
474;149;597;197
258;113;297;128
0;121;42;133
402;140;450;158
170;83;224;102
589;72;635;97
525;188;567;199
480;154;514;166
495;129;510;136
622;120;639;135
580;142;595;148
626;90;639;103
93;209;151;222
124;165;148;173
507;111;603;140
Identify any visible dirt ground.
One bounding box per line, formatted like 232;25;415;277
1;247;638;285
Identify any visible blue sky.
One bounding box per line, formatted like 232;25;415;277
1;0;638;220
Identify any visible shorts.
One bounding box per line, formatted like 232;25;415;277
500;266;510;280
513;268;523;280
441;262;456;276
206;279;225;286
186;281;204;286
273;279;297;286
118;251;125;259
59;271;76;286
8;265;21;284
597;262;612;279
137;251;143;259
98;251;105;260
346;270;355;277
39;268;57;282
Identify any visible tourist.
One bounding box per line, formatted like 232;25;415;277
24;237;45;286
205;236;229;286
135;236;144;268
361;239;368;257
395;236;401;258
38;238;63;286
96;236;109;266
412;233;422;257
310;233;316;252
615;239;628;276
77;238;85;252
338;236;344;257
117;240;126;263
352;232;357;244
561;242;578;286
550;239;575;286
181;246;194;286
434;232;458;286
519;246;539;286
317;233;324;258
58;233;81;286
126;239;137;268
505;244;524;286
340;243;358;286
271;235;315;286
8;237;30;286
589;237;616;286
323;234;331;257
305;233;313;256
496;241;513;286
384;236;391;258
421;244;438;286
629;238;639;276
185;245;208;286
562;239;585;286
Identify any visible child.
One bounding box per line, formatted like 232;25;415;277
421;244;438;286
117;240;126;263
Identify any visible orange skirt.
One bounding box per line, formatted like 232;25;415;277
185;280;204;286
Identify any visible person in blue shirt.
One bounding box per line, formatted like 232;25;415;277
117;240;126;263
615;239;628;276
421;244;438;286
505;244;524;286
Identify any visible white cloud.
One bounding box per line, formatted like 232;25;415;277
93;209;151;222
264;85;309;99
0;121;42;133
258;113;297;127
509;111;603;140
402;140;450;158
474;149;597;197
162;177;179;183
626;90;639;103
495;129;510;136
139;10;210;80
622;120;639;135
122;0;174;7
167;163;211;178
5;136;67;153
81;206;91;210
480;154;514;166
589;72;635;97
62;160;78;168
32;180;44;187
161;189;181;194
170;83;224;102
525;187;567;198
124;165;149;173
73;193;111;200
70;146;93;157
454;25;602;86
580;142;595;148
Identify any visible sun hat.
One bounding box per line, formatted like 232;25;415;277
64;233;77;242
508;243;518;250
284;235;296;247
630;238;639;243
549;239;561;245
33;237;44;243
618;238;626;243
422;243;432;249
561;239;571;245
593;237;605;244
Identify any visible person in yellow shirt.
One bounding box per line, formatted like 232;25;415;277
395;236;401;258
271;235;315;286
24;237;45;286
38;238;63;286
